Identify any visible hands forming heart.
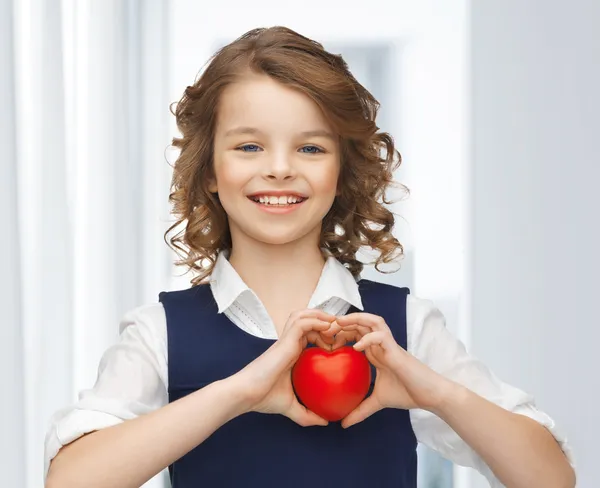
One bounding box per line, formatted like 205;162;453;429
241;309;457;430
329;313;458;428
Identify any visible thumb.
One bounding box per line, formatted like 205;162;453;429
341;395;382;429
286;400;329;427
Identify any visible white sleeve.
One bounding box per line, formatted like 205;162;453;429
43;303;169;478
406;296;575;486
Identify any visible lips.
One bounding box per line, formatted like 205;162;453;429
248;194;307;205
246;189;309;208
246;190;308;199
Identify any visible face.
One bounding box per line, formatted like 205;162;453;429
211;74;340;249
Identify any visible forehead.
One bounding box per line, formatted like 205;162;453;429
215;74;334;136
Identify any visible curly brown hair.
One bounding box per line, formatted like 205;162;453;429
166;26;407;285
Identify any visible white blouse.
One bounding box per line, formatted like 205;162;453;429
44;252;574;486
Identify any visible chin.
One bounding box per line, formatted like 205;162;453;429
252;231;306;246
229;217;324;248
240;223;320;247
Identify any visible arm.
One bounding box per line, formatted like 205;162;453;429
432;384;575;488
333;303;575;488
45;305;336;488
46;377;245;488
46;303;247;488
409;301;575;487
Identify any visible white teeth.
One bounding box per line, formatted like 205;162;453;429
252;195;305;205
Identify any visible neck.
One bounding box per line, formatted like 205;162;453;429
228;232;326;309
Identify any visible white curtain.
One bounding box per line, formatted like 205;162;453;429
2;1;467;486
1;0;172;486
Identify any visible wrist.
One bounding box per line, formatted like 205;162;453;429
194;376;252;421
428;381;470;417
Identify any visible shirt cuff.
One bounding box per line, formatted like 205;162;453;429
513;403;576;469
44;409;124;480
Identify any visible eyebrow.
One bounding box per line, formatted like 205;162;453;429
224;126;336;141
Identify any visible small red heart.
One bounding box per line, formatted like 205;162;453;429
291;346;371;422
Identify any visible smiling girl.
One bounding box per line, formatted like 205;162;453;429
44;27;575;488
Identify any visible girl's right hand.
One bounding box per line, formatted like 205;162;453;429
233;309;339;427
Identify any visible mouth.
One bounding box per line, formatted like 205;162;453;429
247;194;309;207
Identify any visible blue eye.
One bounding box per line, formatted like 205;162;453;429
236;144;324;154
237;144;262;152
299;145;324;154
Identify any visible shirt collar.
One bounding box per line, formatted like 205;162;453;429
209;250;364;313
308;256;363;310
208;250;251;313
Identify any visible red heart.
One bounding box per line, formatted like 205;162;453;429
291;346;372;422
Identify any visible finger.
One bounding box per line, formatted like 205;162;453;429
296;309;337;322
306;331;333;350
292;318;338;348
331;330;361;350
334;324;372;338
341;395;382;428
286;400;328;427
294;318;334;334
353;331;387;351
335;313;387;331
283;309;335;333
315;330;335;344
320;320;342;337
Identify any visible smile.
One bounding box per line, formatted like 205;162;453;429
246;194;308;214
248;195;308;206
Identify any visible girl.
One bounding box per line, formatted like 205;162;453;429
45;27;575;488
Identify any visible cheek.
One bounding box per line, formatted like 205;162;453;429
214;157;249;193
314;164;340;195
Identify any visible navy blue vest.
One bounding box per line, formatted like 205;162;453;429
159;279;417;487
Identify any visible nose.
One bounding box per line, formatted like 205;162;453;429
262;153;297;181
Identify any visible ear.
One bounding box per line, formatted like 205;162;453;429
208;178;218;193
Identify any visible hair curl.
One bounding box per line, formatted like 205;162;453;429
165;26;407;285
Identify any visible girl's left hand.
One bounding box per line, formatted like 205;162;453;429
332;312;458;428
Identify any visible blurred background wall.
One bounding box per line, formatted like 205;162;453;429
1;0;596;486
467;2;599;486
